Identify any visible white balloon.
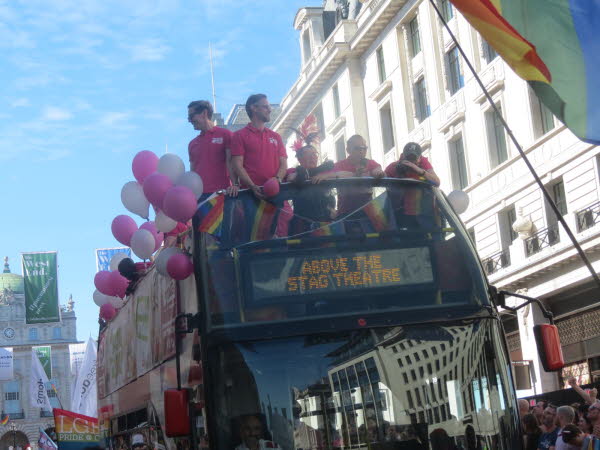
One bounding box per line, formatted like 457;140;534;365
447;190;470;215
121;181;150;219
109;296;125;309
155;247;181;276
155;210;177;233
176;171;204;198
130;229;156;260
158;153;185;183
109;252;130;272
93;289;109;307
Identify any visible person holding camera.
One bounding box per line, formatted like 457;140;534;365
384;142;440;186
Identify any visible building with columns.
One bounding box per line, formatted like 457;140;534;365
0;257;80;449
272;0;600;396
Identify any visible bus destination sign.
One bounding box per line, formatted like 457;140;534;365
248;247;433;302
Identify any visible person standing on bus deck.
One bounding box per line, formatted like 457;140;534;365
384;142;440;186
131;434;149;450
332;134;384;216
235;415;281;450
231;94;287;199
188;100;239;199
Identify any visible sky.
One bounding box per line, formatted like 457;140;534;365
0;0;318;341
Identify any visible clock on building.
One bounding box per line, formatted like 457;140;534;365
3;328;15;339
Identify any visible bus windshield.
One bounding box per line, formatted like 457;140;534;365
205;318;519;450
194;179;488;328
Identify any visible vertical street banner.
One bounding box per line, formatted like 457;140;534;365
22;252;60;324
53;409;100;450
30;349;52;411
34;346;52;379
95;248;131;272
39;428;58;450
0;348;13;380
71;338;97;418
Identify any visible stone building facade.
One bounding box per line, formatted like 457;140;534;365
272;0;600;396
0;258;79;449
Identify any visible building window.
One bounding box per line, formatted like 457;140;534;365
302;30;311;64
414;78;430;123
546;179;567;227
376;46;386;84
446;46;463;95
482;40;498;64
29;328;38;341
485;104;508;167
332;83;341;119
409;17;421;57
531;90;555;138
439;0;454;22
53;327;62;339
499;206;518;249
3;381;20;413
379;102;395;154
449;135;469;190
335;135;346;162
312;103;326;141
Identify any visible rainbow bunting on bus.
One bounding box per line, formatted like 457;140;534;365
449;0;600;144
251;201;278;241
362;193;395;232
312;221;345;237
197;194;225;236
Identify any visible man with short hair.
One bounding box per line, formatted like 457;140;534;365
537;405;558;450
555;405;578;450
533;400;547;424
332;134;384;216
231;94;287;198
188;100;238;197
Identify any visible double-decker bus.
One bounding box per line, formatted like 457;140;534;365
97;178;561;450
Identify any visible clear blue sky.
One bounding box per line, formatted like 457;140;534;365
0;0;317;341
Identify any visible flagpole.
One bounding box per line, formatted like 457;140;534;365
209;42;217;113
428;0;600;290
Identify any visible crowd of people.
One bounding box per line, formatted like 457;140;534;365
519;378;600;450
187;94;440;213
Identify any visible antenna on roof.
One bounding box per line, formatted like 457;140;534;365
209;42;217;113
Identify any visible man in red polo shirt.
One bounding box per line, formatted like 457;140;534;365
333;134;384;216
188;100;238;197
231;94;287;199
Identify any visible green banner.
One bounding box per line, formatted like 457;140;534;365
34;346;52;379
22;252;60;324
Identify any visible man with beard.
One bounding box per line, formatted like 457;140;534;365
537;405;558;450
231;94;287;199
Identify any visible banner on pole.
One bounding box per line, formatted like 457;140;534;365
30;349;52;411
71;338;97;418
22;252;60;324
0;348;13;381
34;346;52;379
53;409;100;450
95;248;131;272
39;427;58;450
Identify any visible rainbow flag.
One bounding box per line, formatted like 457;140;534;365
250;201;278;241
312;221;345;237
362;192;395;232
449;0;600;144
0;414;8;425
197;194;224;236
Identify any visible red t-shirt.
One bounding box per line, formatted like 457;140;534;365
385;156;435;215
230;124;287;187
333;158;381;215
188;126;233;193
384;156;433;180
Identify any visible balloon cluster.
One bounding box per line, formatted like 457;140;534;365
95;150;199;321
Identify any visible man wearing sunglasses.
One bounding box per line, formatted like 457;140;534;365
231;94;287;199
332;134;384;216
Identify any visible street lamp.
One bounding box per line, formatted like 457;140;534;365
10;422;16;450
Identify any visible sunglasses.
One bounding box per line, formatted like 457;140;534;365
351;145;368;151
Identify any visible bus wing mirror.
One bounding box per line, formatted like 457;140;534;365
533;324;565;372
164;389;191;437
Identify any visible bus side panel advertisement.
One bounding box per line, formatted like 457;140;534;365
53;408;100;450
97;272;177;397
247;247;434;303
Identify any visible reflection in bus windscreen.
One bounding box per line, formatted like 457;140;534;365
247;247;433;302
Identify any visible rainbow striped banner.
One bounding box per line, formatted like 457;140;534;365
363;192;395;232
312;221;345;237
197;194;224;236
0;414;8;425
450;0;600;144
251;201;278;241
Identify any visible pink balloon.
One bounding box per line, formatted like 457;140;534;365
109;270;129;299
140;221;164;252
100;303;117;321
94;271;113;296
163;186;197;223
143;173;173;209
263;177;280;198
166;253;194;280
132;150;159;183
111;215;138;246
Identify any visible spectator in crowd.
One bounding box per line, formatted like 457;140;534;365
187;100;238;198
538;405;559;449
520;399;531;417
332;134;384;216
560;424;585;447
533;401;548;425
523;413;542;450
578;410;594;435
231;94;287;199
569;377;599;405
555;406;578;450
